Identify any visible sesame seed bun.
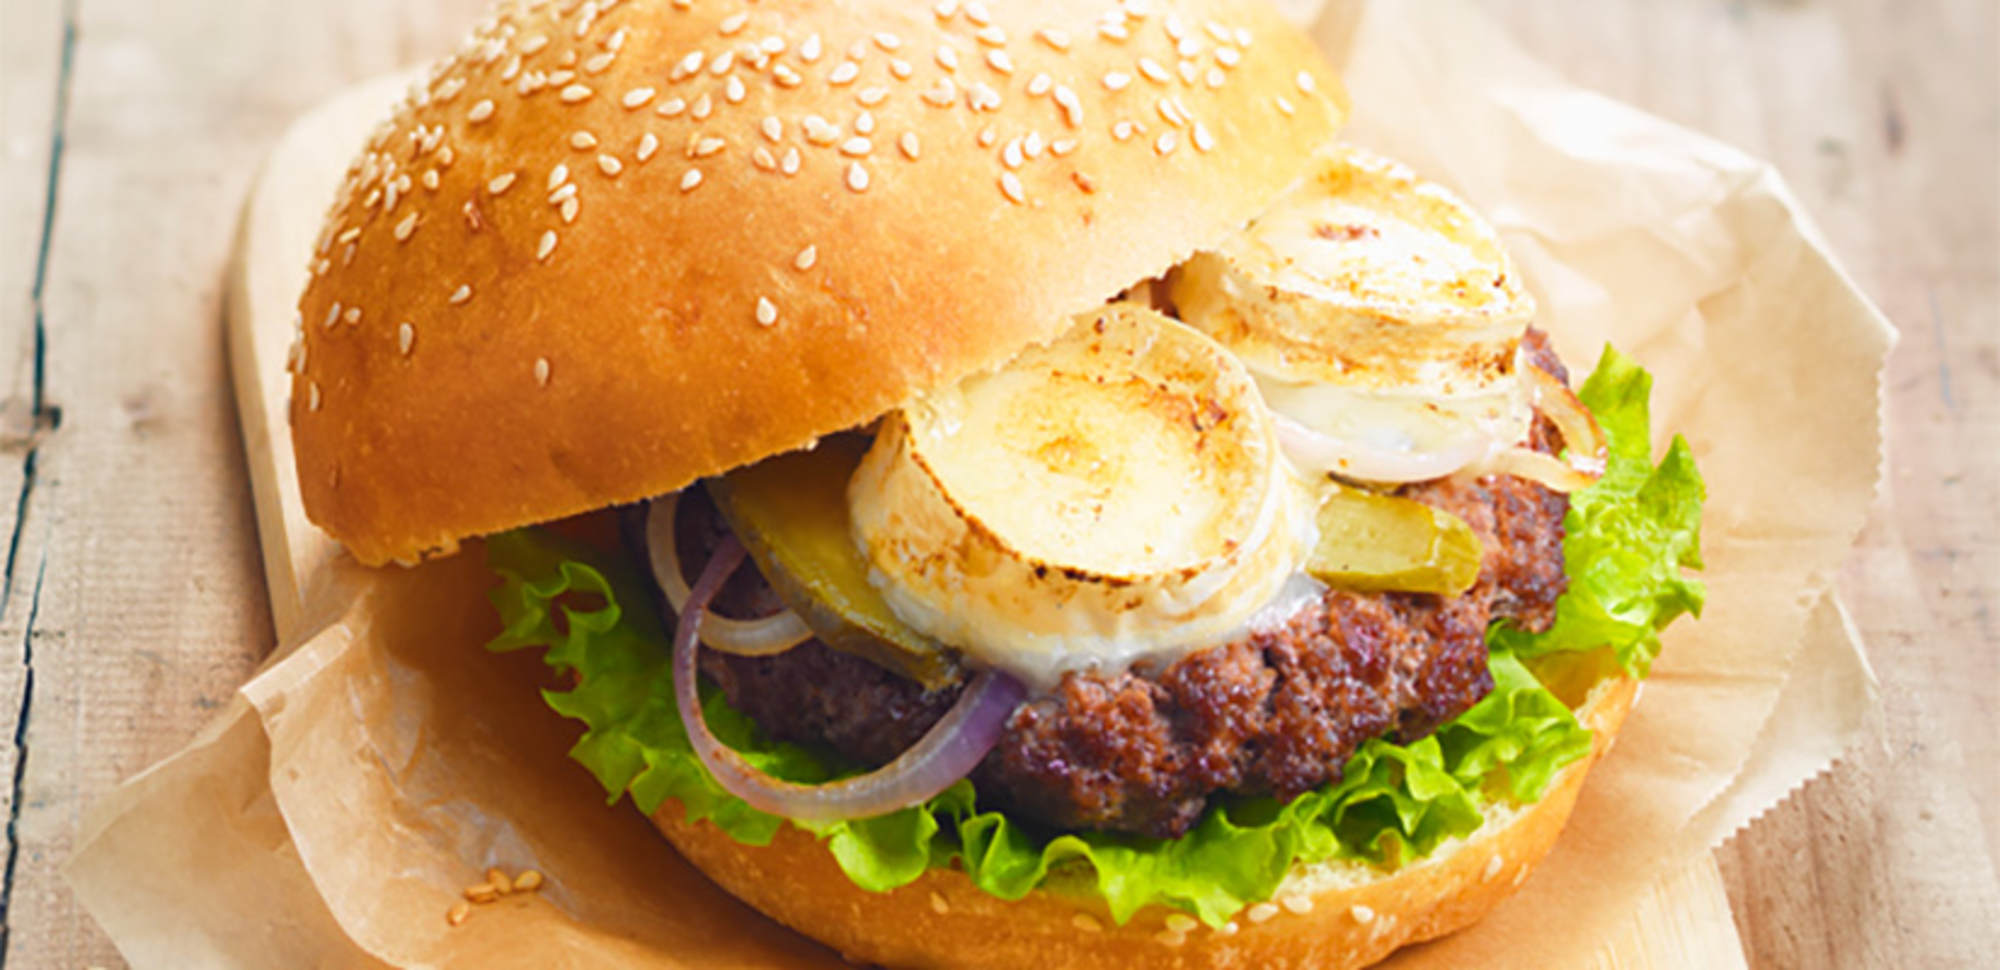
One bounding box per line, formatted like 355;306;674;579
650;666;1638;970
290;0;1348;566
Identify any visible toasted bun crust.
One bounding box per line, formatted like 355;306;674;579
652;673;1637;970
291;0;1348;565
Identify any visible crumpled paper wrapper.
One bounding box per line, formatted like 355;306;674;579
66;0;1894;966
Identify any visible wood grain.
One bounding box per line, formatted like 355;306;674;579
0;0;1992;967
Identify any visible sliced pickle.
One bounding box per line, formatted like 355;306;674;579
707;435;961;690
1307;486;1483;596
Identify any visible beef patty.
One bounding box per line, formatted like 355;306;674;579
667;336;1572;839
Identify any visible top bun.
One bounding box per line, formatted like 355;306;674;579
291;0;1348;565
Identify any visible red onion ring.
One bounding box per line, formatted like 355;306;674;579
675;535;1027;822
1272;412;1494;483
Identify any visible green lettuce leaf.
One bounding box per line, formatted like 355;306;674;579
1491;346;1708;675
484;347;1702;925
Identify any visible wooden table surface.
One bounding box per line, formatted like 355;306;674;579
1;0;1993;966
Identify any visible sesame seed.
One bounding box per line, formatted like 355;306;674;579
435;76;465;102
560;84;594;103
1071;914;1102;933
673;51;705;81
550;184;578;206
922;79;957;107
1050;137;1077;156
1178;60;1199;84
1296;70;1316;92
336;226;361;246
719;12;749;35
781;147;801;174
800;33;823;62
421;168;440;191
1247;902;1279;924
394;213;419;241
1138;58;1171;83
890;58;914;79
726;75;746;103
999;171;1025;204
469;99;496;123
986;49;1014;73
1103;71;1132;91
535;357;551;386
760;116;783;142
560;197;579;223
694;136;727;157
548;163;571;190
681;168;705;192
829;61;860;85
520;35;550;55
795;245;818;270
623;87;657;109
514;870;544;892
1054;86;1083;126
841;137;873;156
1484;855;1505;881
343;306;361;325
874;31;903;51
857;86;888;107
975;26;1006;47
1216;46;1241;68
846;161;870;192
608;27;629;52
571;131;599;150
964;1;991;25
1099;21;1130;41
625;135;654;165
550;68;576;86
1351;904;1376;924
1155;130;1178;155
1038;28;1072;50
1027;72;1053;97
929;892;950;914
323;302;342;328
935;45;960;71
978;125;998;147
968;82;1001;111
1157;98;1185;127
898;131;921;159
1166;14;1189;40
307;382;322;412
1281;894;1313;915
1236;26;1254;46
755;297;779;326
692;93;713;119
398;322;415;355
1178;38;1202;59
855;111;876;134
584;52;616;74
1513;866;1530;887
437;146;455;168
1206;67;1226;89
1002;138;1024;168
774;64;804;87
598;154;623;176
1275;95;1296;116
659;96;688;117
934;0;958;19
752;146;777;170
1192;121;1215;152
1165;914;1197;933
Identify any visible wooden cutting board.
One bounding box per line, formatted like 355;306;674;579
225;74;1748;970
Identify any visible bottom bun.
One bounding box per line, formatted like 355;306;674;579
653;667;1637;970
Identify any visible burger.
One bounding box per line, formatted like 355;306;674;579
288;0;1706;966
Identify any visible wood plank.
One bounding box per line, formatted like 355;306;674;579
1485;0;2000;964
0;0;72;962
0;0;491;965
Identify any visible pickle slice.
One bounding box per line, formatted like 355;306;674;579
707;436;961;690
1307;486;1483;596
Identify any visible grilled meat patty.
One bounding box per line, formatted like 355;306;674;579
665;336;1572;839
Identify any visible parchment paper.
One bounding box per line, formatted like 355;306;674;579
66;0;1894;966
